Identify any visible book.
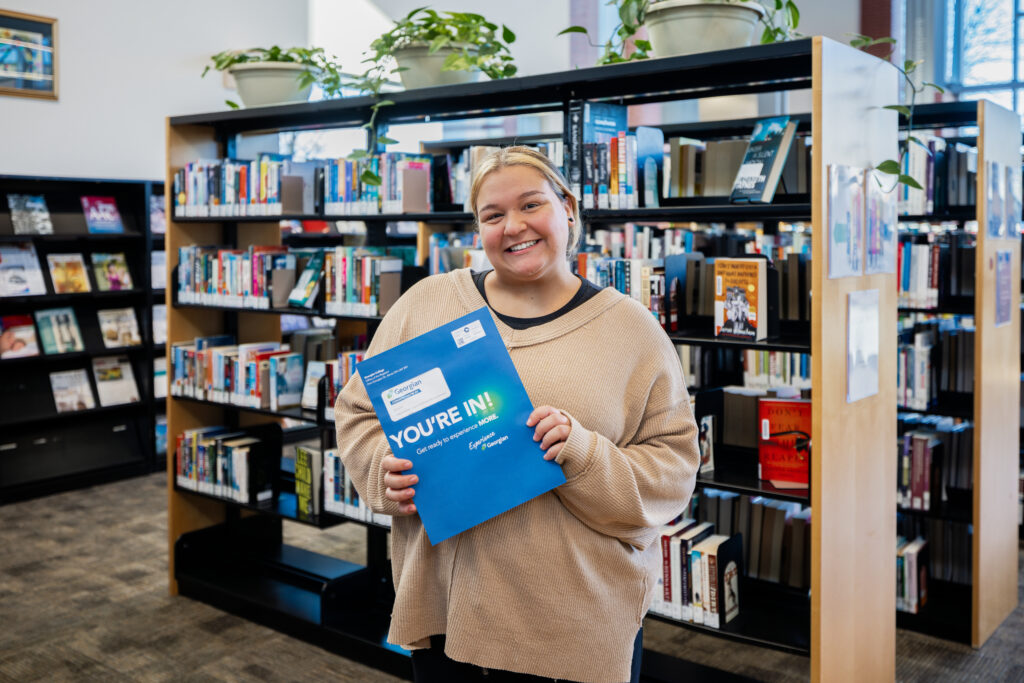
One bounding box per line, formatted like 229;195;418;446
357;306;566;545
92;356;140;406
294;445;323;520
35;307;84;354
704;533;743;628
288;250;324;308
0;243;47;297
81;196;124;233
730;116;798;203
7;194;54;234
154;356;168;399
757;397;811;487
91;252;134;291
635;125;665;208
0;315;39;358
97;307;142;348
50;368;96;412
47;253;91;293
698;414;715;475
152;304;167;345
301;360;327;410
269;353;304;410
150;195;166;234
713;258;767;341
151;251;167;289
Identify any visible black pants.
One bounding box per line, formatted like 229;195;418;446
411;629;643;683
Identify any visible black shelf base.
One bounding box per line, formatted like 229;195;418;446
896;579;972;644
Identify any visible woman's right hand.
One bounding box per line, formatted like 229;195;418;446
382;455;418;515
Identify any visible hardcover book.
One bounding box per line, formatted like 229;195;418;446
0;314;40;358
0;243;47;297
757;397;811;487
35;307;84;354
92;355;140;406
269;352;304;410
356;306;566;544
47;253;91;293
91;252;134;291
50;368;96;412
713;258;767;341
97;307;142;348
7;194;54;234
81;196;124;233
295;445;323;520
288;250;324;308
730;116;798;204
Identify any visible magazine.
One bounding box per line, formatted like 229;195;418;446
150;195;166;234
92;356;140;406
47;253;91;293
151;251;166;289
7;194;54;234
154;356;167;399
35;307;85;354
50;368;96;412
0;315;40;358
91;252;134;291
0;243;47;297
97;307;142;348
152;304;167;345
80;196;124;233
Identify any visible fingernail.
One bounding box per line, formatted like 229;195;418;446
411;476;419;484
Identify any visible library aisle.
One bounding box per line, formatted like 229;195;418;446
0;471;1021;682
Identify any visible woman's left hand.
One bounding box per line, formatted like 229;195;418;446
527;405;572;461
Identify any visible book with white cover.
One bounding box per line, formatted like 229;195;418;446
0;243;47;297
92;356;140;406
50;369;96;412
152;304;167;345
151;251;167;289
7;194;54;234
154;356;167;399
97;307;142;348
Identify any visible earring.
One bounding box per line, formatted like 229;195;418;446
568;217;574;223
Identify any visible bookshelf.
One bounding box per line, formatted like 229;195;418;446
165;37;898;681
895;100;1021;647
0;175;166;503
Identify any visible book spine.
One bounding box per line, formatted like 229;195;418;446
707;550;720;629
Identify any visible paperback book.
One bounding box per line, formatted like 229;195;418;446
35;307;84;354
92;355;140;406
757;397;811;487
0;243;47;297
154;356;167;399
50;368;96;412
151;251;166;289
47;253;91;293
356;306;565;545
0;315;40;358
713;258;767;341
7;194;54;234
97;307;142;348
152;304;167;345
730;116;798;204
91;252;134;291
81;196;124;233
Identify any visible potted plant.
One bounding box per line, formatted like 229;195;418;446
560;0;800;63
362;8;518;90
202;46;344;108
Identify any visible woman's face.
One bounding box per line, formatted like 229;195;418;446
475;165;572;285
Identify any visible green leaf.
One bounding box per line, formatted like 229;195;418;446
502;25;516;43
761;26;774;44
429;35;450;53
377;135;399;145
225;99;240;109
883;104;912;117
375;99;396;107
849;37;868;48
785;1;800;29
361;169;382;186
876;159;901;175
923;81;946;94
898;173;923;190
347;149;369;160
908;135;932;155
558;25;589;35
634;39;652;51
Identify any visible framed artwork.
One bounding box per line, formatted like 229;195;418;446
0;9;57;100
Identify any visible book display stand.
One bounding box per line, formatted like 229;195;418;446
166;37;902;681
895;101;1021;646
0;175;166;502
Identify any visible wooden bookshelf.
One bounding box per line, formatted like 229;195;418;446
165;37;902;682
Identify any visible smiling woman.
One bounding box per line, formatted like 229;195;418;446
334;144;699;683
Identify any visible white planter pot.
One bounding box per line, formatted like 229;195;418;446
228;62;313;107
393;44;482;90
646;0;766;58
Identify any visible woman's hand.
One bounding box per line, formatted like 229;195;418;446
382;455;419;515
527;405;572;461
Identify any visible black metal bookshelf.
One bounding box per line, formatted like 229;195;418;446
0;175;166;503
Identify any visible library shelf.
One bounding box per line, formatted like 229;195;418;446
0;400;147;429
170;394;319;424
0;232;146;243
898;304;975;316
582;202;812;224
0;289;146;307
172;301;323;317
897;502;972;525
696;471;809;504
173;485;346;530
895;579;972;644
898;207;976;223
899;392;974;420
0;344;149;367
668;331;811;354
647;578;810;656
171;211;475;224
321;511;392;532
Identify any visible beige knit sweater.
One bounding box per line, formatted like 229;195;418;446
334;269;699;683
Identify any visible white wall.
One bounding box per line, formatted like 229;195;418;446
0;0;308;181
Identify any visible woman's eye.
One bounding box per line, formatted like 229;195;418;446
483;213;502;223
524;202;540;210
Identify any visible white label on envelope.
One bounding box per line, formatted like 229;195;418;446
381;367;451;421
451;320;486;348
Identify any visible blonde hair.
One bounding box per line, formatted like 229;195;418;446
469;145;582;259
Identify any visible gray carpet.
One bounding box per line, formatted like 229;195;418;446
0;472;1021;682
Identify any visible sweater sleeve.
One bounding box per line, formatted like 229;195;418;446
552;339;699;551
333;297;412;517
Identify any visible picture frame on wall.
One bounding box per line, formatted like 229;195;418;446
0;9;58;100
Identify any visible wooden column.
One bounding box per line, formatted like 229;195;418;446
810;36;899;682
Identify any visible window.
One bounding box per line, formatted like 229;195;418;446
943;0;1020;111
